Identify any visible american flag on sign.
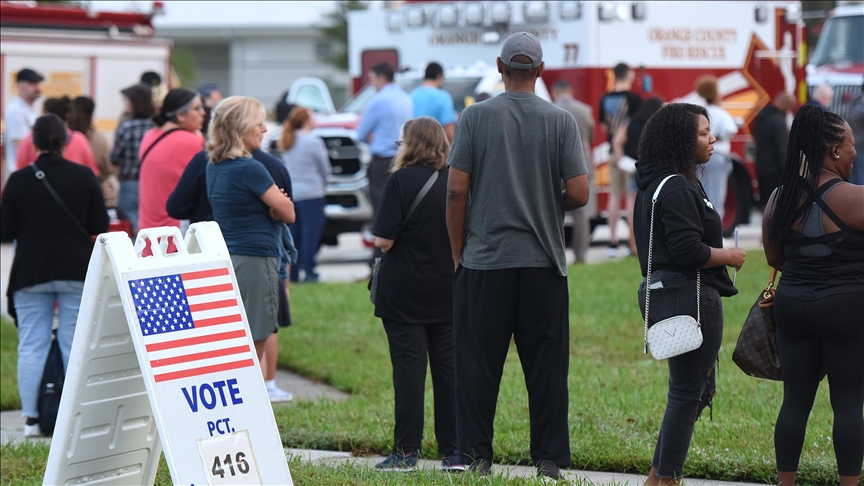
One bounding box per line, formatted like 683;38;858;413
128;267;255;383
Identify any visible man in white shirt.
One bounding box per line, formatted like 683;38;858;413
695;76;738;221
4;68;43;179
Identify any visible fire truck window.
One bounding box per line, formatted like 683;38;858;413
812;15;864;67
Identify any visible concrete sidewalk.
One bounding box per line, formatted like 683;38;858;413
288;448;768;486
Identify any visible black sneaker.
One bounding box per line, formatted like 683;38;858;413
441;451;465;472
536;460;563;480
375;451;418;472
467;458;491;475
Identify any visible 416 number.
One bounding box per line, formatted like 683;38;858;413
211;452;250;478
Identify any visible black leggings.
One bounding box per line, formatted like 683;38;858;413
774;291;864;476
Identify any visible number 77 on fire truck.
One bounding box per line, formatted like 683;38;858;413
348;1;805;235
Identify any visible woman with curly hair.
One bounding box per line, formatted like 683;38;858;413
633;103;746;485
762;105;862;486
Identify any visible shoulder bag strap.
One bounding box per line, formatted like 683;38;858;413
139;128;181;168
31;162;92;242
401;169;439;227
643;174;700;354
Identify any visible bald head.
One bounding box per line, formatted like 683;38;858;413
813;84;833;108
773;92;796;113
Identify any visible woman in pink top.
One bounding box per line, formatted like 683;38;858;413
137;89;205;231
15;97;99;176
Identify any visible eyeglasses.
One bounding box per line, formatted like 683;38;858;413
395;140;404;148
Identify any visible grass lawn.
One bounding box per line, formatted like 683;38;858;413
0;253;842;485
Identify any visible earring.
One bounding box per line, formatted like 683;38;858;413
836;155;840;159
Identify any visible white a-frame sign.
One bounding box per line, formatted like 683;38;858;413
44;223;293;486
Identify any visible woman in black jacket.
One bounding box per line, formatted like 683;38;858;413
1;114;108;437
633;104;745;485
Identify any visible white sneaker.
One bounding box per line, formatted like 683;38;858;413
606;246;619;258
23;422;41;437
267;386;294;403
618;247;632;258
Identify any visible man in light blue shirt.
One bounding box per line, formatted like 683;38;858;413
410;62;457;141
356;62;412;217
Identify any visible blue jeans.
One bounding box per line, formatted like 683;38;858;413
118;180;139;234
289;197;326;282
638;270;723;478
14;280;84;418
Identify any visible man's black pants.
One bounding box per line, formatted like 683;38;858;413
382;320;457;456
453;266;571;467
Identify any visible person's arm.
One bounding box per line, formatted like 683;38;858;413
356;99;379;143
373;236;394;253
446;167;471;268
110;125;127;167
261;185;295;223
443;123;456;142
611;122;628;161
0;178;20;242
564;174;589;211
315;138;332;182
662;188;746;271
166;152;206;220
761;188;784;271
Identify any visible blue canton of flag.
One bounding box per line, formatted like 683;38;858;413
128;275;193;337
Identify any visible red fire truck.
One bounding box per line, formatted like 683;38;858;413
345;0;806;235
1;1;171;186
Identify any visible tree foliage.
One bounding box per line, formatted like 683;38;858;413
318;0;368;71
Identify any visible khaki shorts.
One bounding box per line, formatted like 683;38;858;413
232;254;279;342
608;159;634;198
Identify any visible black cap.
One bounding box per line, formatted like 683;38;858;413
140;71;162;86
17;68;44;83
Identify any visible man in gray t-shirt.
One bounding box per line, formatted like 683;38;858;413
446;32;588;479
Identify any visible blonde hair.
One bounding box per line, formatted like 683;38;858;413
207;96;266;163
279;106;311;152
392;117;449;172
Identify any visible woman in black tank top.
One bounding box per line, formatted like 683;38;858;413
762;105;864;486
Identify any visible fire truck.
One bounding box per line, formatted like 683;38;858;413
805;3;864;119
344;0;807;235
0;1;171;184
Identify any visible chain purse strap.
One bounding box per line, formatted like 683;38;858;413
643;174;701;354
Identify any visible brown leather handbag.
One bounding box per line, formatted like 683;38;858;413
732;268;782;380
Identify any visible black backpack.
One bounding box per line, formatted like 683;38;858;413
38;333;65;436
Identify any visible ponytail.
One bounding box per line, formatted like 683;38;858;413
278;106;310;152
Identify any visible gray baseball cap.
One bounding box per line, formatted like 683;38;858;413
500;32;543;69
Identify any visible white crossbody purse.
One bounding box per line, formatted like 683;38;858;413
643;174;703;360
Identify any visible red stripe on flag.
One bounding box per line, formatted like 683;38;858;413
189;299;237;313
185;283;233;296
195;314;242;328
153;359;256;382
145;329;246;352
181;268;230;280
150;345;251;368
